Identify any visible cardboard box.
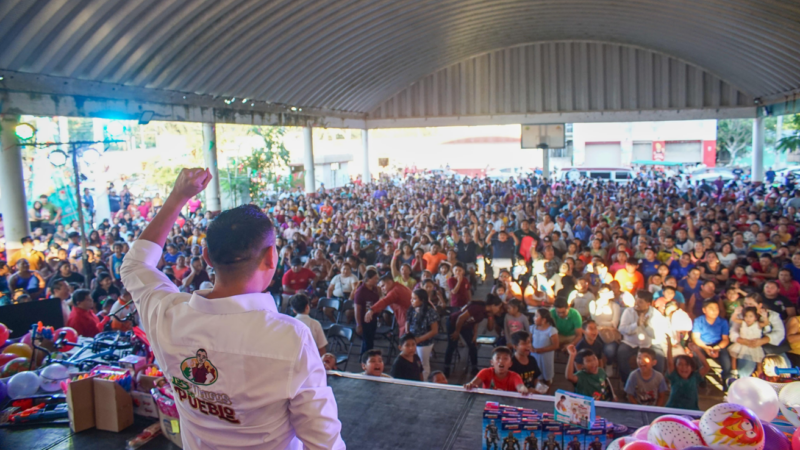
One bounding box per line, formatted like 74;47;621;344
156;403;183;448
94;378;134;432
66;376;134;433
66;377;95;433
131;390;159;419
137;375;162;393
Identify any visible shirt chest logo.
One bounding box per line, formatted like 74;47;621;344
180;348;218;385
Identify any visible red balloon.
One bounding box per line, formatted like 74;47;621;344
54;327;78;351
623;441;666;450
0;323;9;344
0;353;17;367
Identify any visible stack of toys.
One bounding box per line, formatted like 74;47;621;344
483;402;615;450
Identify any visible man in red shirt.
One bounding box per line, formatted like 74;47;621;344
463;346;528;393
67;289;110;337
364;275;412;332
281;258;317;312
448;262;471;308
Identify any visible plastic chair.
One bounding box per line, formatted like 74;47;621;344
326;325;354;371
374;311;399;360
315;298;341;330
338;300;355;326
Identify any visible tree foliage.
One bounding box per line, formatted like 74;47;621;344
717;119;753;163
220;126;291;206
777;114;800;153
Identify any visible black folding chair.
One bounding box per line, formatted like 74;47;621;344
338;299;355;327
374;311;399;360
315;298;341;331
326;325;354;371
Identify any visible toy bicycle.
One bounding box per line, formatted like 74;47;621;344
32;301;153;372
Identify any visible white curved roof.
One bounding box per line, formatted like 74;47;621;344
0;0;798;122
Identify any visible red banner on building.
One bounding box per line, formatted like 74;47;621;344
702;140;717;167
652;141;666;161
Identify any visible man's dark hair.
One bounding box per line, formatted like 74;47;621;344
399;333;416;344
638;347;657;359
206;205;275;275
361;349;383;364
576;348;595;364
492;346;513;358
582;319;596;330
72;289;91;305
290;294;310;314
554;297;569;309
20;236;33;245
635;290;653;303
510;330;531;347
485;294;503;307
379;273;394;283
427;370;445;382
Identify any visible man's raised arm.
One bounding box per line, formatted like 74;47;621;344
121;168;212;330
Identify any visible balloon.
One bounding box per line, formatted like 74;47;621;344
1;357;30;377
20;331;32;346
0;323;9;344
684;447;712;450
763;422;791;450
0;353;18;367
0;380;6;403
727;377;780;422
7;371;40;399
634;425;651;440
54;327;77;351
792;428;800;450
699;403;765;450
623;441;665;450
647;415;706;450
3;342;32;359
779;381;800;427
39;363;69;392
609;437;641;450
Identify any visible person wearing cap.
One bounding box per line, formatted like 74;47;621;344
554;215;573;240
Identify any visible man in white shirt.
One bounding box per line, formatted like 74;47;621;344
121;168;344;450
291;294;328;356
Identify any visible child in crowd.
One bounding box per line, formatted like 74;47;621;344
647;274;663;294
405;289;439;380
575;320;606;368
361;349;392;378
722;284;746;319
665;335;709;410
504;299;531;339
531;308;559;384
727;306;765;377
624;348;668;406
322;353;338;371
390;333;424;381
566;346;615;401
464;346;529;394
291;294;328;356
509;331;543;391
428;371;448;384
435;262;452;300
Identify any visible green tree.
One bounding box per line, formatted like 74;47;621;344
777;114;800;153
220;126;291;206
717;119;752;164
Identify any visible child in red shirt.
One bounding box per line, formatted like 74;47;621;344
464;346;529;394
67;289;111;337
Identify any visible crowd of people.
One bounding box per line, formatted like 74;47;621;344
3;167;800;408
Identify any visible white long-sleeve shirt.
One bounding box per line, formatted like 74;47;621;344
121;240;345;450
618;306;658;349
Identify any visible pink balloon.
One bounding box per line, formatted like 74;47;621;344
20;332;32;347
0;323;9;344
623;441;666;450
791;427;800;450
634;425;651;440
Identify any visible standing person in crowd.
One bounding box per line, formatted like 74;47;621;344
355;269;381;354
405;289;439;380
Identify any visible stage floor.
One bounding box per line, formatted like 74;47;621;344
0;373;700;450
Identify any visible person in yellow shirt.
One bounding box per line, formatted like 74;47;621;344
187;227;206;247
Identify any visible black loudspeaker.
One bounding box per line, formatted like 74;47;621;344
1;298;65;338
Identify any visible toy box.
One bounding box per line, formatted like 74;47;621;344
541;422;564;450
483;409;502;450
585;424;609;450
565;425;585;450
521;420;542;450
501;420;524;450
66;376;134;433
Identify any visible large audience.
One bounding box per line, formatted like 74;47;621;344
3;167;800;409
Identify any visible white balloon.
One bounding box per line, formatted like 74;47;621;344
778;381;800;427
39;363;69;392
7;371;40;399
727;377;780;422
